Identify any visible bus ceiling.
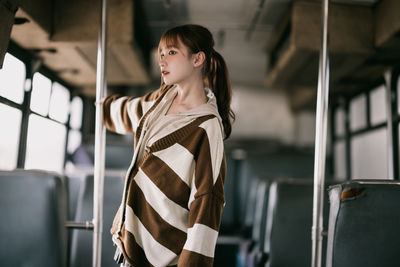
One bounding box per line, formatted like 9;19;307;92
1;0;400;110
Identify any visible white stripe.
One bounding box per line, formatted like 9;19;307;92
126;97;141;128
141;99;156;115
135;168;188;232
183;223;219;258
110;97;129;134
125;206;178;267
152;143;195;186
199;118;224;184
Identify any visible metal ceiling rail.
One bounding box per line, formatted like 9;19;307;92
311;0;330;267
93;0;108;266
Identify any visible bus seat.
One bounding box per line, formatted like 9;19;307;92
0;170;68;267
66;175;85;220
242;178;261;238
326;180;400;267
214;176;263;267
82;144;134;170
220;156;238;234
237;178;269;267
259;179;331;267
69;174;124;267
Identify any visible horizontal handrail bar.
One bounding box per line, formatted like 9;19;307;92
65;220;94;230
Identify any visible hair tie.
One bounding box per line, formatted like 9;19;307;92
210;49;217;58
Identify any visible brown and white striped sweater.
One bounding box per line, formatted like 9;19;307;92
102;85;226;267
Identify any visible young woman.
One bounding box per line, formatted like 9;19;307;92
101;24;234;267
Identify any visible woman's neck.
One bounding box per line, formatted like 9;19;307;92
174;76;207;109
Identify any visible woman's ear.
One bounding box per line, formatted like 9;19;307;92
193;51;205;67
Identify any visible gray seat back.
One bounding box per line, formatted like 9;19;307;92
251;179;269;249
69;174;124;267
263;179;330;267
243;178;260;235
0;170;67;267
326;180;400;267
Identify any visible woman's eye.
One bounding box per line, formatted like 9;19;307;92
169;50;176;55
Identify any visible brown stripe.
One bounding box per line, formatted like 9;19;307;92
178;249;214;266
140;154;191;210
126;179;187;255
110;206;122;235
187;192;224;230
102;94;121;132
150;115;215;153
178;127;214;196
143;84;174;102
119;225;154;267
212;155;226;199
120;97;134;133
136;98;143;120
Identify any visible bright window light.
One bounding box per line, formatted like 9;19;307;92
30;72;52;116
70;96;83;129
370;85;386;126
351;128;387;179
0;53;26;104
67;130;82;154
25;114;67;173
334;107;345;137
350;94;367;132
49;82;70;123
0;103;22;170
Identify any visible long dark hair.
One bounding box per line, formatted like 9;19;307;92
158;24;235;139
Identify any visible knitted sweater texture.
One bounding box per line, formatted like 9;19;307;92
102;85;226;267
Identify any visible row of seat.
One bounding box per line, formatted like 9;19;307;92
229;177;400;267
0;169;124;267
1;169;400;266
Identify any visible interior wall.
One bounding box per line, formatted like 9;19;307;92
231;85;316;147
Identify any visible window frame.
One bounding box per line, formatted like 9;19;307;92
0;41;83;172
331;65;400;180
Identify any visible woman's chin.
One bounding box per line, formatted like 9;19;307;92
163;79;173;85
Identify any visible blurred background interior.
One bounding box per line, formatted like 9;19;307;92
1;0;400;266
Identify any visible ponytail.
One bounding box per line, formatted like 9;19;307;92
206;50;235;139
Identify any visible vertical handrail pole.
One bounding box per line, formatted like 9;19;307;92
311;0;330;267
384;70;394;179
93;0;108;266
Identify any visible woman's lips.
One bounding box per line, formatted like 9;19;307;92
162;71;170;75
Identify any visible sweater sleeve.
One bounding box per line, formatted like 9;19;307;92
102;86;170;134
178;118;226;267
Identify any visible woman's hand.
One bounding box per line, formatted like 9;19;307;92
94;97;106;106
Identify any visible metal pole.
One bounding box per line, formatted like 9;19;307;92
311;0;330;267
384;70;394;179
93;0;108;266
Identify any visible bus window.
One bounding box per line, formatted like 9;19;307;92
68;96;83;154
49;82;70;123
397;75;400;115
350;94;367;132
334;140;346;180
0;53;25;104
25;114;67;172
30;72;52;116
67;130;82;154
70;96;83;129
0;103;22;170
351;128;388;179
334;106;345;137
370;85;386;126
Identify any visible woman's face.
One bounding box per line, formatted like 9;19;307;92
158;39;197;86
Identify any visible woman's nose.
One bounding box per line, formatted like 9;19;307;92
159;58;166;67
